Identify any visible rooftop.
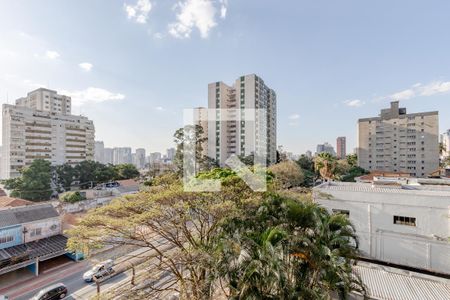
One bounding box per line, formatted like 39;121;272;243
314;181;450;197
0;197;33;209
0;204;59;228
354;262;450;300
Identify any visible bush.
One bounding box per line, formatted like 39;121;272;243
60;191;86;203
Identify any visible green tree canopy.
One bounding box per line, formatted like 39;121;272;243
67;167;364;299
2;159;52;201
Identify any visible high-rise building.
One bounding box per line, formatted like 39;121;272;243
193;107;208;157
166;147;176;161
305;150;312;158
336;137;346;159
207;74;277;165
94;141;105;163
15;88;72;115
149;152;162;164
135;148;146;169
316;142;336;156
104;148;113;164
441;129;450;159
113;147;132;165
1;88;95;179
357;101;439;177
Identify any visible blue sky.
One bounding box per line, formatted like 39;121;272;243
1;0;450;155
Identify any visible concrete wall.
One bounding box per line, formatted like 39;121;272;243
23;217;61;243
0;225;22;249
314;186;450;274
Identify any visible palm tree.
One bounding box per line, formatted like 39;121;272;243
215;196;365;299
314;153;337;181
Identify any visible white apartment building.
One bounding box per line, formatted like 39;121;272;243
316;142;336;156
134;148;146;169
112;147;132;165
357;101;439;177
104;148;113;164
94;141;105;163
313;178;450;275
1;88;95;179
207;74;277;165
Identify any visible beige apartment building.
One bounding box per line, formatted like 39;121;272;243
207;74;277;165
1;88;95;179
357;101;439;177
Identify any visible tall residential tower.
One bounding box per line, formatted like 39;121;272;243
1;88;95;179
207;74;277;165
357;101;439;177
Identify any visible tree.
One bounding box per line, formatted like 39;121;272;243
67;169;266;299
215;195;365;299
314;153;337;181
346;154;358;168
173;125;207;175
55;163;77;191
67;168;364;300
60;191;86;203
297;155;314;172
269;160;304;189
114;163;140;180
2;159;52;201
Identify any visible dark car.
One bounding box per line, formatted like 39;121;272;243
31;283;67;300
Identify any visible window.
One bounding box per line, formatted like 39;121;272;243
30;228;42;237
0;236;14;244
393;215;416;226
332;209;350;217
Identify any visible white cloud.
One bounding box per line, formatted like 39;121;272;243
61;87;125;106
219;0;228;19
420;81;450;96
168;0;221;39
288;113;300;120
155;106;165;111
79;62;93;72
390;88;415;100
154;32;164;39
45;50;60;59
343;99;365;107
124;0;152;24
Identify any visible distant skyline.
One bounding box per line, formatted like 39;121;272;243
1;0;450;155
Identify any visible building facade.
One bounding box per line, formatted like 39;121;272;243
357;101;439;177
134;148;146;169
441;129;450;159
112;147;132;165
314;179;450;275
1;88;95;179
103;148;113;164
336;136;346;159
207;74;277;165
94;141;105;163
316;142;336;156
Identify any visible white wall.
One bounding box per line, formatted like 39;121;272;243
314;185;450;274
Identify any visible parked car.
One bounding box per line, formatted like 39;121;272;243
31;283;67;300
105;181;119;188
83;259;114;282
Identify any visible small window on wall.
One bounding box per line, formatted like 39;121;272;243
30;228;42;237
332;209;350;217
394;215;416;226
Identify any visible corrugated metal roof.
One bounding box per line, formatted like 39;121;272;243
354;263;450;300
0;204;59;228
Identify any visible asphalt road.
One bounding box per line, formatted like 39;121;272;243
13;266;131;300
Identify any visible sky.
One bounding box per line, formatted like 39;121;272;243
1;0;450;155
